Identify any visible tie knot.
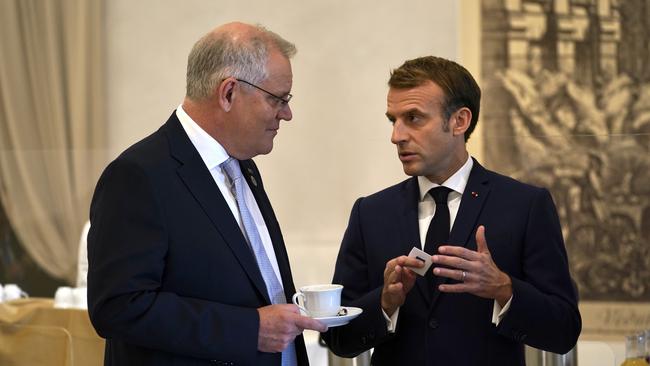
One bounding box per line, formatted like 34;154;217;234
429;186;451;204
221;157;243;182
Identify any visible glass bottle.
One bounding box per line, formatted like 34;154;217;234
621;333;649;366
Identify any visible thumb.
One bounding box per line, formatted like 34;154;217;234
297;316;328;332
475;225;489;254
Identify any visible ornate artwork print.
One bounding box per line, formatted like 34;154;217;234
481;0;650;336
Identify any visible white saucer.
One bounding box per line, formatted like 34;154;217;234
312;307;363;328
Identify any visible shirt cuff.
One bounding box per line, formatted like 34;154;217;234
491;296;513;326
382;307;400;333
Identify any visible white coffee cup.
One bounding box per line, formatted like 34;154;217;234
292;284;343;318
54;286;74;308
72;287;88;309
3;284;28;302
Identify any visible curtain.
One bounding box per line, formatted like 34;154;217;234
0;0;106;283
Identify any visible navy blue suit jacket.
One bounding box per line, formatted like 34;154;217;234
87;113;308;366
323;159;581;366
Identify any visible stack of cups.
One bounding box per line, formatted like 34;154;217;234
53;286;87;309
0;283;29;302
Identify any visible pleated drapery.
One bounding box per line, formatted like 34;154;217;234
0;0;107;282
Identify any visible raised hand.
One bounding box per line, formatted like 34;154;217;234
431;225;512;306
381;255;423;316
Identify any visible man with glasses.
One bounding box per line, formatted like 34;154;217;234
87;22;326;366
322;56;581;365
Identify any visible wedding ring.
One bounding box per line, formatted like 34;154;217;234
461;271;467;281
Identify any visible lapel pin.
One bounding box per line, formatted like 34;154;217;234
471;191;479;198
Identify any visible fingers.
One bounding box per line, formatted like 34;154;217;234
295;315;328;333
258;305;322;353
396;256;425;268
475;225;489;254
438;282;472;293
385;255;422;286
386;256;424;276
437;245;480;261
433;267;470;282
385;266;405;293
431;226;512;301
437;226;489;258
434;268;474;294
285;303;301;313
381;255;420;316
431;253;473;272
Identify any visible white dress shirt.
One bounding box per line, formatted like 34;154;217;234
176;106;284;285
384;155;511;331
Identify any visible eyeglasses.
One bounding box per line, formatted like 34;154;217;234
236;79;292;106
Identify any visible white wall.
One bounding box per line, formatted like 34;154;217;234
105;1;625;361
106;0;461;287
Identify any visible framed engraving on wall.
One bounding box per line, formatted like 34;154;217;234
480;0;650;338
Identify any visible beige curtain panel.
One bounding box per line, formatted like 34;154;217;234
0;0;106;282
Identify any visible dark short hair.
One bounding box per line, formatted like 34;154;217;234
388;56;481;141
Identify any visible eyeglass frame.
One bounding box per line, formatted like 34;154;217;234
235;78;292;106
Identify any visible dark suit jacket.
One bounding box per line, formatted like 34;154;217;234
87;112;308;366
322;159;581;366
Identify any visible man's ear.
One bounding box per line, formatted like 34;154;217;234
217;78;237;112
452;107;472;137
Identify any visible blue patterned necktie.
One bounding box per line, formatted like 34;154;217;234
222;158;297;366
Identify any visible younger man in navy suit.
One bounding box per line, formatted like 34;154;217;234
322;56;581;365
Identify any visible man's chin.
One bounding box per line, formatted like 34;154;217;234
258;142;274;156
400;163;421;177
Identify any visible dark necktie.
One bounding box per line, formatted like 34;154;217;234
424;186;452;290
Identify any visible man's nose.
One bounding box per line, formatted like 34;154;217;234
278;103;292;121
391;120;406;144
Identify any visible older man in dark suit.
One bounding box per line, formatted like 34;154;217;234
87;22;326;366
322;56;581;365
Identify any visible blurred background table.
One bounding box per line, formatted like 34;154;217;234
0;298;104;366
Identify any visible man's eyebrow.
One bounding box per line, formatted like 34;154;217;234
386;108;424;119
403;108;424;115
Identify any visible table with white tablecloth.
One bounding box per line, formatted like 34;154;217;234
0;298;104;366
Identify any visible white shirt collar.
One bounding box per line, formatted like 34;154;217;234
176;105;230;169
417;155;473;201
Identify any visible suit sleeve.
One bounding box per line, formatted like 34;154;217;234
321;198;393;357
87;158;260;364
496;188;582;354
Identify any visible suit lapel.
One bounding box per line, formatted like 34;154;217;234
240;159;297;300
163;115;271;304
398;177;422;253
448;159;490;248
429;159;491;307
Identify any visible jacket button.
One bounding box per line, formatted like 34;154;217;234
428;319;439;329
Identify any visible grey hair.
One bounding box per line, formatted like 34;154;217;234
185;24;296;100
